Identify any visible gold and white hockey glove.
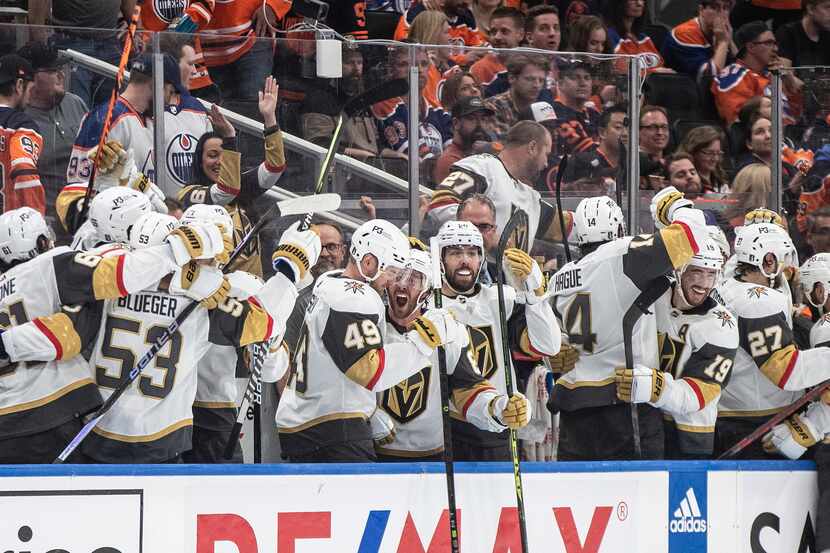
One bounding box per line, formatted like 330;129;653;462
650;186;694;229
409;308;461;356
744;207;784;228
615;366;666;404
170;261;231;309
503;248;547;302
165;222;228;266
762;401;830;459
489;392;531;430
271;221;321;283
369;408;396;446
87;139;126;174
547;343;579;374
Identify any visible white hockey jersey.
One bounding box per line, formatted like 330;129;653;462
160;96;212;196
654;288;739;455
810;313;830;348
426;153;572;248
276;272;433;440
435;282;560;445
552;220;708;412
0;242;184;440
376;320;501;458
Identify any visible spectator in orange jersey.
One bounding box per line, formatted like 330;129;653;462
471;0;503;39
0;55;44;214
486;54;550;139
408;10;456;108
712;21;803;126
470;7;525;98
602;0;673;73
662;0;738;81
394;0;487;64
199;0;292;102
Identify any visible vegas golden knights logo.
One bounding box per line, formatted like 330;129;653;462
469;325;497;379
657;326;688;377
381;366;431;423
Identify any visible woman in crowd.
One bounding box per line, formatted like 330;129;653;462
408;10;457;108
679;125;730;193
724;162;771;228
566;15;621;109
439;70;483;114
471;0;503;39
602;0;672;73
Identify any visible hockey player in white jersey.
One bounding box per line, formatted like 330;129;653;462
550;189;711;460
425;121;572;249
0;219;319;463
616;237;739;459
0;205;229;462
375;247;531;460
277;219;464;462
714;223;830;459
432;220;559;461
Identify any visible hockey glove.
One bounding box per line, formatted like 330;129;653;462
272;221;321;283
127;169;168;214
504;248;547;302
745;207;784;228
165;222;227;266
369;408;396;446
409;308;460;356
762;401;830;459
226;270;264;300
87;139;126;174
650;186;694;229
169;261;231;309
615;366;666;404
547;343;579;374
490;392;531;430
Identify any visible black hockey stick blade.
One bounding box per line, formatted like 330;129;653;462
343;78;409;116
554;154;571;264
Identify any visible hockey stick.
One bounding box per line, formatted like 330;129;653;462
429;236;460;553
77;5;140;224
53;193;341;463
622;276;672;459
496;208;531;553
220;80;409;460
554;154;571;264
718;379;830;459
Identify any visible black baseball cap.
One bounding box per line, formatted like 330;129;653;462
557;58;591;77
0;54;33;85
17;42;68;72
734;21;770;56
452;96;495;119
129;53;185;95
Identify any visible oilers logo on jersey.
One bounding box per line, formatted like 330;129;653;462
380;366;431;423
166;132;198;185
153;0;188;23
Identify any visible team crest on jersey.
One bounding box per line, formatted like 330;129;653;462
468;325;496;379
747;286;769;300
344;281;366;295
658;332;685;377
380;366;431;423
153;0;186;23
714;310;735;328
166;133;197;185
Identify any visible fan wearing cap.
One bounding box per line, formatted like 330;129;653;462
19;43;87;240
58;53;184;235
711;20;802;126
550;59;601;156
433;97;498;183
0;54;44;216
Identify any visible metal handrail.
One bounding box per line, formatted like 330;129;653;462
61;49;432;198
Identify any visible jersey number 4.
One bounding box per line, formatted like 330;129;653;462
96;316;183;400
564;293;597;353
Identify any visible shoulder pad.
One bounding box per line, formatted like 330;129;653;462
731;282;789;319
691;305;739;349
315;275;385;314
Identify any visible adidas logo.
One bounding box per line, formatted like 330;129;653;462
670;487;707;533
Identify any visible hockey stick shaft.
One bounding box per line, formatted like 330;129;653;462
54;195;331;463
429;237;460;553
621;277;672;459
554;154;571;264
496;210;530;553
78;6;140;223
718;378;830;459
223;342;266;460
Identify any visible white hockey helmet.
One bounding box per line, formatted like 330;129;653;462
573;196;626;246
89;186;151;244
180;203;234;240
733;222;795;279
676;237;723;305
129;212;179;250
799;254;830;309
350;218;410;281
706;225;730;260
435;220;484;252
0;207;53;264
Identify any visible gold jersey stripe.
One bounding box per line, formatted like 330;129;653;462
674;422;715;433
556;376;616;389
452;384;496;416
661;223;696;269
375;445;444;457
217;149;241;194
92;418;193;442
278;412;367;434
718;407;786;417
34;313;82;360
344;349;383;389
0;378;94;416
759;344;799;388
240;300;272;346
92;255;128;299
193;401;237;409
685;377;721;409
